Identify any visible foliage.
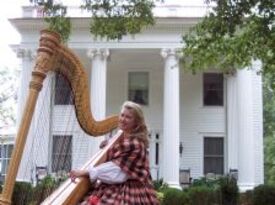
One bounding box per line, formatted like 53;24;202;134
263;72;275;185
153;178;168;191
30;0;158;41
239;190;253;205
181;0;275;81
156;191;164;204
162;188;188;205
252;184;275;205
30;0;71;42
186;186;218;205
218;176;239;205
0;67;18;128
192;176;220;190
31;175;60;205
11;181;33;205
82;0;155;40
190;176;238;205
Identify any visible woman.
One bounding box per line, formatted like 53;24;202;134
70;101;159;205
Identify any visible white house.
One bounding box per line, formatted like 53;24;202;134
9;3;263;191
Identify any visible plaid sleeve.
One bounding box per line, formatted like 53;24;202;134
111;137;149;182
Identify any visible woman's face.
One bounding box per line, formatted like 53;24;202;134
118;107;136;133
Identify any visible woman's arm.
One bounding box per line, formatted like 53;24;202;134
88;161;128;184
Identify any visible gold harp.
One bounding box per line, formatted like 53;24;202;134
0;30;119;205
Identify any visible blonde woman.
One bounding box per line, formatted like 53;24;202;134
70;101;159;205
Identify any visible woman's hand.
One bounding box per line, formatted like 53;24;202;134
69;170;88;182
99;139;108;149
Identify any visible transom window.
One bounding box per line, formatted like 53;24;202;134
203;73;224;106
128;72;149;105
52;135;72;173
204;137;224;175
54;73;73;105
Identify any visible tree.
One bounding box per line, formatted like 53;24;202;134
30;0;157;42
0;67;18;128
181;0;274;84
263;72;275;185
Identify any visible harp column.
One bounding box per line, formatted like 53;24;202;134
161;48;181;189
87;48;109;156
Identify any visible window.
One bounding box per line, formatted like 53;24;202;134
203;73;224;106
128;72;149;105
54;73;73;105
0;144;14;175
204;137;224;175
52;135;72;173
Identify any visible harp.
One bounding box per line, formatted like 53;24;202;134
0;30;119;205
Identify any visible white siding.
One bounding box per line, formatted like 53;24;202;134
180;72;226;179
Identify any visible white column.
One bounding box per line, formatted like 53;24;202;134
251;61;264;186
87;48;109;156
16;48;35;181
226;72;239;171
236;69;255;191
15;48;35;127
161;48;180;189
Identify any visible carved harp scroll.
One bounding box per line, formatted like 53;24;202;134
0;30;119;205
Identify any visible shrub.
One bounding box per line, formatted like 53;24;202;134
156;192;164;204
252;184;275;205
11;181;33;205
31;175;58;205
218;176;239;205
186;186;217;205
192;177;220;191
239;190;253;205
162;188;188;205
153;178;168;192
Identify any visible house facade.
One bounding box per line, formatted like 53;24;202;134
10;4;263;191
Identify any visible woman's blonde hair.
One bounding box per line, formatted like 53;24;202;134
121;101;149;147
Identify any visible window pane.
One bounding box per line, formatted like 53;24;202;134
203;73;223;106
52;135;72;172
3;145;7;158
2;160;7;174
204;137;223;155
128;72;149;105
8;145;13;157
54;73;73;105
204;137;224;175
204;157;224;175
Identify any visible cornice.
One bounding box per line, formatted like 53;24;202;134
9;16;201;34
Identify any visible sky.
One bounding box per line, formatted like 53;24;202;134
0;1;25;68
0;0;206;69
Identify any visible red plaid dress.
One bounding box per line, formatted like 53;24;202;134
88;135;160;205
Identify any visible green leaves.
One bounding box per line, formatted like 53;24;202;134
181;0;275;79
82;0;155;40
30;0;156;41
30;0;71;43
44;16;71;43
